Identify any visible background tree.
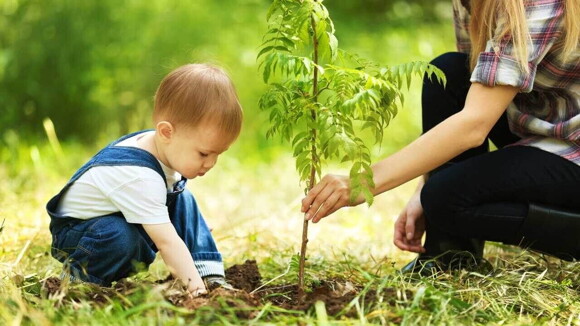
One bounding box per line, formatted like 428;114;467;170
258;0;445;295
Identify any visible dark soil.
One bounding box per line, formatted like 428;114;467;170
41;259;405;318
225;259;262;292
258;281;360;315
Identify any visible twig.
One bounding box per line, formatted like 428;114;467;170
12;226;41;269
250;260;293;294
13;239;33;268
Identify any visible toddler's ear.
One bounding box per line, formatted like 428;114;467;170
156;121;174;141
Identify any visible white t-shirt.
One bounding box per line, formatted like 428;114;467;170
56;131;182;224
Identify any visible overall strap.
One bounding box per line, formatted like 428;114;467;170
46;130;167;218
68;129;165;185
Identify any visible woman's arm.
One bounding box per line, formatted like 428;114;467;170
302;82;519;222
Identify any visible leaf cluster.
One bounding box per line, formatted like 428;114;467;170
258;0;445;205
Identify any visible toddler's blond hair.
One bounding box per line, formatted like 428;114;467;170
153;64;243;142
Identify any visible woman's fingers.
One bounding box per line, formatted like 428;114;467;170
301;179;326;212
394;212;408;250
394;238;425;253
302;175;350;222
394;234;426;253
311;192;342;223
394;208;426;253
305;184;334;221
405;215;416;241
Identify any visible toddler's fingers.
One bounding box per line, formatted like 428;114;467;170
192;289;207;297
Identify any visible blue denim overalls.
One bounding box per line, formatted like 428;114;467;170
46;130;224;286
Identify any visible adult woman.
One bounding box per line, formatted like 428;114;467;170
301;0;580;270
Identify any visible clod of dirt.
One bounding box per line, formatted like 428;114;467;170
42;277;62;297
166;284;260;319
225;259;262;292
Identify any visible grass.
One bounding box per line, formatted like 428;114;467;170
1;132;580;325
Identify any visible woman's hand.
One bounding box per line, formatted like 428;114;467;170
393;187;426;253
301;174;365;223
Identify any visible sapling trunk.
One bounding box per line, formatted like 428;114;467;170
258;0;446;303
298;6;321;298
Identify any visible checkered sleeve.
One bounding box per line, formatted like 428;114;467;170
470;0;565;92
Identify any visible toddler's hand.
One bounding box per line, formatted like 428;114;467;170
191;287;207;297
187;279;208;297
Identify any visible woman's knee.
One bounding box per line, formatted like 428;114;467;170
421;52;471;129
423;52;470;95
429;52;469;77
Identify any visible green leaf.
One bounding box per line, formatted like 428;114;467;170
274;45;290;53
293;138;310;156
292;131;309;147
349;161;362;178
277;36;295;49
266;0;280;21
362;186;374;205
361;121;375;131
257;46;274;59
328;32;338;62
315;19;327;39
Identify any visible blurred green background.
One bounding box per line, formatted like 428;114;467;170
0;0;455;182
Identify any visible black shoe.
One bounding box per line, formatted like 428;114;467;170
446;251;494;274
400;257;443;276
401;252;493;276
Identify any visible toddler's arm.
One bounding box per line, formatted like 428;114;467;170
142;223;206;295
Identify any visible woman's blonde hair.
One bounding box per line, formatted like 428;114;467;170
469;0;579;73
153;63;243;142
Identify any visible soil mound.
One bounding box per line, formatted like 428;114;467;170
41;260;401;317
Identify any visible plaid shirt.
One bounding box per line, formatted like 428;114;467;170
453;0;580;165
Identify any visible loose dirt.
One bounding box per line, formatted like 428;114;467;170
41;259;403;317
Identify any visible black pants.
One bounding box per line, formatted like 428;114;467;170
419;52;580;260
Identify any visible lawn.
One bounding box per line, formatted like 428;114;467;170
1;138;579;325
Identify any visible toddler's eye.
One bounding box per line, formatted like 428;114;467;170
199;152;209;158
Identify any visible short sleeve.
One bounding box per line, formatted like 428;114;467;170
470;0;565;92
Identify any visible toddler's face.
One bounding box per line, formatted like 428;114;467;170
164;123;232;179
